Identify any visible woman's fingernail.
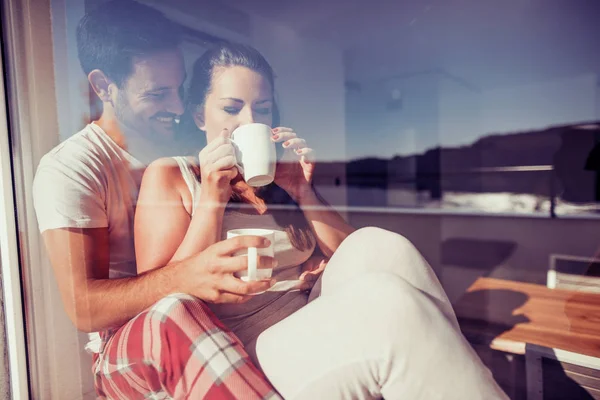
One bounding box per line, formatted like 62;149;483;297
295;149;302;154
263;238;271;246
272;134;279;140
272;128;280;133
283;141;290;147
269;279;277;286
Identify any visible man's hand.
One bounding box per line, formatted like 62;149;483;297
175;235;277;303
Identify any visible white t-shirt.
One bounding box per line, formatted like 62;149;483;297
33;123;145;353
33;123;145;278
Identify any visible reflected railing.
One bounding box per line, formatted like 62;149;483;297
341;165;566;218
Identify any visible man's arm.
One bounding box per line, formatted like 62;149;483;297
42;227;179;332
43;227;276;332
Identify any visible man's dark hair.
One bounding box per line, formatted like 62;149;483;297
76;0;181;86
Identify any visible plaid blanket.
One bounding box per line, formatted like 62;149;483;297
92;293;281;399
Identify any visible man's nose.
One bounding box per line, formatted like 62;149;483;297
167;91;185;116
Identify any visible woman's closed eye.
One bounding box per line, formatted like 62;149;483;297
224;106;241;115
223;106;271;116
254;107;271;115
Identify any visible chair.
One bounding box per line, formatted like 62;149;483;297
547;254;600;293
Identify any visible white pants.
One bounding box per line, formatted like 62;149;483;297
255;227;508;400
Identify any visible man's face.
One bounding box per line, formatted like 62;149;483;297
113;48;185;141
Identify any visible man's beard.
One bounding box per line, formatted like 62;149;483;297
114;90;145;137
114;91;177;143
113;90;181;162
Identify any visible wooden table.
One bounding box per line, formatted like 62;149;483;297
455;277;600;399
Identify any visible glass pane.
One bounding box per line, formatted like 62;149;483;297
2;0;599;399
0;269;10;398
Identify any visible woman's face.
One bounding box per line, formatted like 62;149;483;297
195;66;274;143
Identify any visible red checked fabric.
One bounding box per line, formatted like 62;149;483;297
92;294;281;399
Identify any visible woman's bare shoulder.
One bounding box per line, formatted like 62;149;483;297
140;157;200;215
140;158;190;196
145;157;182;179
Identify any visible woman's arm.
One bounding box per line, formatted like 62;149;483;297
136;130;240;274
134;158;225;273
296;187;355;258
134;158;275;303
270;127;355;258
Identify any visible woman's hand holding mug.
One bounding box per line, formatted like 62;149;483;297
198;128;239;208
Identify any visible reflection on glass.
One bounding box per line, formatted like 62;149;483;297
2;0;599;399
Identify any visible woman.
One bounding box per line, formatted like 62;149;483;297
135;42;507;399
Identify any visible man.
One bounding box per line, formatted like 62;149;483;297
32;1;279;398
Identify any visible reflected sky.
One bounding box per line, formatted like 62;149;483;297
341;0;600;159
58;0;600;161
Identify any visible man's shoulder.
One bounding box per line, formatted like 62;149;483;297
32;125;113;232
38;124;116;173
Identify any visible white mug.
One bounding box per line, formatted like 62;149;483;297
231;123;277;187
226;228;275;281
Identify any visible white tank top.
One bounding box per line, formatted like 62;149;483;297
173;157;314;336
